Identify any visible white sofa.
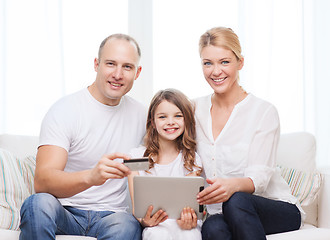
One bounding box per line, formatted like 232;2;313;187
1;132;330;240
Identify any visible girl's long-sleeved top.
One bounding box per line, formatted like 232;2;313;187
194;93;303;217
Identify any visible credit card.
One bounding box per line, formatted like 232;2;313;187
124;157;149;171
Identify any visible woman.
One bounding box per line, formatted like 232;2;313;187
194;27;302;240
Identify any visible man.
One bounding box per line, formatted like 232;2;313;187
19;34;146;240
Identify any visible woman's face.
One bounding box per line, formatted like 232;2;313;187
200;45;243;95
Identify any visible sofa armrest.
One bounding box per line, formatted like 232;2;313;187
318;168;330;228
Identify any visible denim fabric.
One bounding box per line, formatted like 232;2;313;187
19;193;141;240
201;192;301;240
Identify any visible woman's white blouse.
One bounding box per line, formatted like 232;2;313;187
194;94;300;215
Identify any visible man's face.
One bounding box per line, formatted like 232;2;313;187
92;38;141;106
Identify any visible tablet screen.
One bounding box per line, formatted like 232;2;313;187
133;176;204;219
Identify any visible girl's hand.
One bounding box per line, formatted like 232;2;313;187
197;178;237;205
140;205;168;227
176;207;198;230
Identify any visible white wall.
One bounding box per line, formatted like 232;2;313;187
1;0;330;166
313;0;330;167
127;0;153;106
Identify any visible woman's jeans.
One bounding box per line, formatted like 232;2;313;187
19;193;142;240
201;192;301;240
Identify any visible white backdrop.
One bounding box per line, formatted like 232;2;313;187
1;0;329;166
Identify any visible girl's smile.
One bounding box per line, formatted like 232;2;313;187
154;100;185;142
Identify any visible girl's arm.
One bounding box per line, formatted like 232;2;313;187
128;171;168;227
127;171;140;214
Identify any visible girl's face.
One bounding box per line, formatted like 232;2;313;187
200;45;244;95
154;100;185;143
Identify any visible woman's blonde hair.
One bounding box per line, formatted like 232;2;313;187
199;27;243;61
143;88;201;175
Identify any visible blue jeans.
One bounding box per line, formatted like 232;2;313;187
19;193;142;240
201;192;301;240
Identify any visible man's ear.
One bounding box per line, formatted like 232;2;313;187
134;66;142;80
94;58;99;72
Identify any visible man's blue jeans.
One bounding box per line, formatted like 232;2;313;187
19;193;142;240
201;192;301;240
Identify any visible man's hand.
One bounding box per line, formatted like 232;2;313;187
35;146;132;198
88;152;131;186
140;205;168;227
176;207;198;230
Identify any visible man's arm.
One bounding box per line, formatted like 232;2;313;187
34;145;131;198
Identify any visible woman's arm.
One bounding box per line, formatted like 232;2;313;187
244;105;280;194
197;105;279;205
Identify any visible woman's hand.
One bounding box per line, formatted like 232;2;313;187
176;207;198;230
197;178;237;205
197;177;254;205
140;205;168;227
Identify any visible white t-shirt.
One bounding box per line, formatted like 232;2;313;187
194;94;301;215
129;146;202;177
39;88;147;212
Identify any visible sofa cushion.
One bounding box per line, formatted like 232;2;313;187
0;135;38;159
266;227;330;240
0;148;36;230
0;229;97;239
276;132;321;226
276;132;316;172
278;165;322;206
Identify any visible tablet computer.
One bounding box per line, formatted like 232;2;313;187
133;175;204;219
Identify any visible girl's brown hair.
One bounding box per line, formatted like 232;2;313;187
143;88;201;175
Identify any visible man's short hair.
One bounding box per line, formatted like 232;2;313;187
98;33;141;60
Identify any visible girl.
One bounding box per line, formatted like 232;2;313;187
195;27;302;240
128;88;203;240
